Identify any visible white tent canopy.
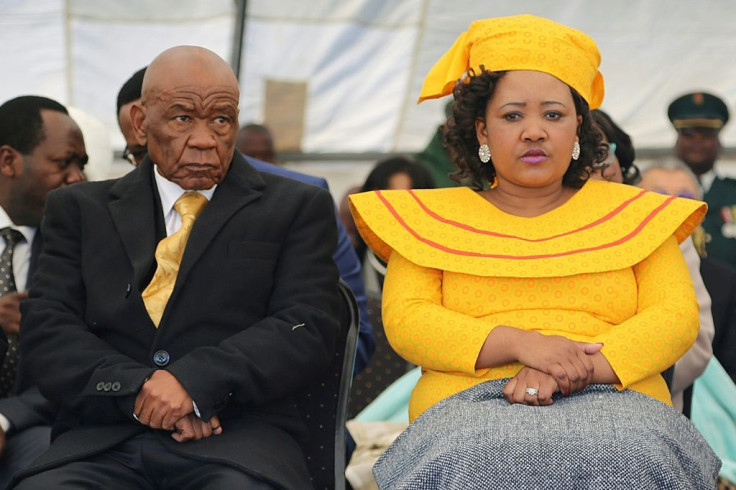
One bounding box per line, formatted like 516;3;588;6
4;0;736;158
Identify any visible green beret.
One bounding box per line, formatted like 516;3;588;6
668;92;729;130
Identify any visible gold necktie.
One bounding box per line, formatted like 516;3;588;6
142;192;208;327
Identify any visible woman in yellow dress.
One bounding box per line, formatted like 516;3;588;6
350;14;719;489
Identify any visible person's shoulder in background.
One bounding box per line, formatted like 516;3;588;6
245;155;328;190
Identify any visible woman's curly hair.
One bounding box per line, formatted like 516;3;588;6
443;69;602;190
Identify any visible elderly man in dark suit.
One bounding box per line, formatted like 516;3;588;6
0;95;86;487
15;46;340;489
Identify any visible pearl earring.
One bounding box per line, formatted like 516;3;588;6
572;141;581;161
478;144;491;163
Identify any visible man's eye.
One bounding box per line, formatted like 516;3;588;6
174;115;190;122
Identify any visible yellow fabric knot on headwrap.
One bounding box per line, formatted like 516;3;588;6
418;14;605;109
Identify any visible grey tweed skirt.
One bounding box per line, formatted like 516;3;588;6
373;380;720;489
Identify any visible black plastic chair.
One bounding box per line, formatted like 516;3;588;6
348;294;414;419
297;279;359;490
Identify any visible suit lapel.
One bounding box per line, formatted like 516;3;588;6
107;159;159;291
170;153;265;304
27;231;43;286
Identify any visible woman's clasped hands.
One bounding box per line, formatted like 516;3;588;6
503;332;603;406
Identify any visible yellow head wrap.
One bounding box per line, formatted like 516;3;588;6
418;14;604;109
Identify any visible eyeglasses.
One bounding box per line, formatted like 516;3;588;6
591;142;617;170
122;145;147;166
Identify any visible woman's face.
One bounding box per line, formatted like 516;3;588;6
588;133;624;184
476;70;581;191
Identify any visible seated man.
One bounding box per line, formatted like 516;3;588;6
15;46;340;489
116;69;374;374
0;95;87;487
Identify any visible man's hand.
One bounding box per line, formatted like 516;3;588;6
0;291;27;335
171;414;223;443
134;370;193;431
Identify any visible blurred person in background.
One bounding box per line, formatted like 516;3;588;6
0;95;86;487
588;109;640;185
236;124;277;164
341;156;434;293
415;101;458;188
668;92;736;269
116;67;148;167
588;110;715;413
640;159;736;387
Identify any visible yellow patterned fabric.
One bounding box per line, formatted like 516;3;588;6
349;180;706;421
418;14;605;109
142;192;208;327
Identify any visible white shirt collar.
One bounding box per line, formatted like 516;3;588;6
0;205;36;245
153;166;217;216
698;165;724;194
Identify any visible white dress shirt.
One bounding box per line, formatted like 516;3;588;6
153;167;215;236
0;206;36;292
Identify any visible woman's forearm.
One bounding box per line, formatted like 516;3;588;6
588;352;619;384
475;325;526;370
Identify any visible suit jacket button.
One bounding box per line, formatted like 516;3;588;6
112;382;121;392
153;350;170;367
96;382;105;391
103;382;112;392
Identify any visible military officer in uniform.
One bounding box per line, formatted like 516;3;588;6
668;91;736;268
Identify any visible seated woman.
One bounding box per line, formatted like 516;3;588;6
349;14;720;488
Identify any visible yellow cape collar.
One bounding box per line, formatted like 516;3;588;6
349;180;705;278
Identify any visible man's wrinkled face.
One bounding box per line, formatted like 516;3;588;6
140;77;239;190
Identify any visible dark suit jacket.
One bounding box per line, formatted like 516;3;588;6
0;234;56;436
700;257;736;384
247;156;375;373
703;175;736;269
19;153;341;489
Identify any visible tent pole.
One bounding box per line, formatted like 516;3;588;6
231;0;248;80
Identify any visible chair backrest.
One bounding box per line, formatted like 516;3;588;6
348;294;413;419
297;279;359;490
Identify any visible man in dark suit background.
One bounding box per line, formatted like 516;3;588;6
15;46;340;489
0;95;87;486
668;92;736;269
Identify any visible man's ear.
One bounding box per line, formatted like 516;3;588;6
0;145;23;178
130;102;147;147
